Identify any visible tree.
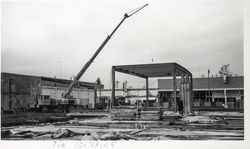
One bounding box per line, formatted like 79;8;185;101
218;64;232;77
96;77;101;86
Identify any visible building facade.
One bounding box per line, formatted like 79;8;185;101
99;76;243;111
158;76;244;110
1;72;96;112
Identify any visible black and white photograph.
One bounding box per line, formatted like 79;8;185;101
0;0;248;147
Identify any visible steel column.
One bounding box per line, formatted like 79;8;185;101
146;77;149;107
172;69;177;112
190;74;193;113
111;67;116;107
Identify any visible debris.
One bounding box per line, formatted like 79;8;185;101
51;128;77;139
200;112;244;117
181;116;218;123
163;111;180;116
80;131;99;140
110;106;137;120
120;132;138;140
1;111;244;140
11;130;32;135
69;118;79;124
8;130;34;138
168;121;176;125
100;131;125;140
140;111;159;121
99;131;138;140
129;128;147;135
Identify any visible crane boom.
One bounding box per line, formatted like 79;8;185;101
64;4;148;98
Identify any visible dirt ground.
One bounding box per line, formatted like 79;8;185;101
1;111;244;140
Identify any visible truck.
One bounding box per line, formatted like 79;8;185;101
38;95;80;113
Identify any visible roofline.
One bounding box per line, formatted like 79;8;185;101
113;62;192;78
41;85;95;91
174;63;192;76
158;88;244;91
41;76;95;85
1;72;40;78
158;76;244;80
101;88;159;91
1;72;96;86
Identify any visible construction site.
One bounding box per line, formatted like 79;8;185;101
1;1;244;142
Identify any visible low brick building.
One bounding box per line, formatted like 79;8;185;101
1;72;96;112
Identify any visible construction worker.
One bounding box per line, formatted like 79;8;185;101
159;106;164;120
178;100;184;115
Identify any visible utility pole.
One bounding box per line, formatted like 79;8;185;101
212;75;215;103
208;69;210;102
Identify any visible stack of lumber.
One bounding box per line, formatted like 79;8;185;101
110;106;137;120
140;111;160;121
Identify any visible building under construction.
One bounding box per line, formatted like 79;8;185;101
1;2;244;141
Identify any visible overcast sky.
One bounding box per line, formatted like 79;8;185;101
1;0;243;88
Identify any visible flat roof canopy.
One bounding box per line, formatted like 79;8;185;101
113;63;192;78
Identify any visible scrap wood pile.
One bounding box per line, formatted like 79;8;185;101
110;106;138;120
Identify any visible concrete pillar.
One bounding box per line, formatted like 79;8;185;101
172;69;177;112
111;67;115;107
224;89;227;107
145;77;149;108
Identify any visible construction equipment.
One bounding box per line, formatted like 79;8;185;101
55;4;149;112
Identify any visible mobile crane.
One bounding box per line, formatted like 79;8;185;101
38;4;148;112
39;4;148;113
